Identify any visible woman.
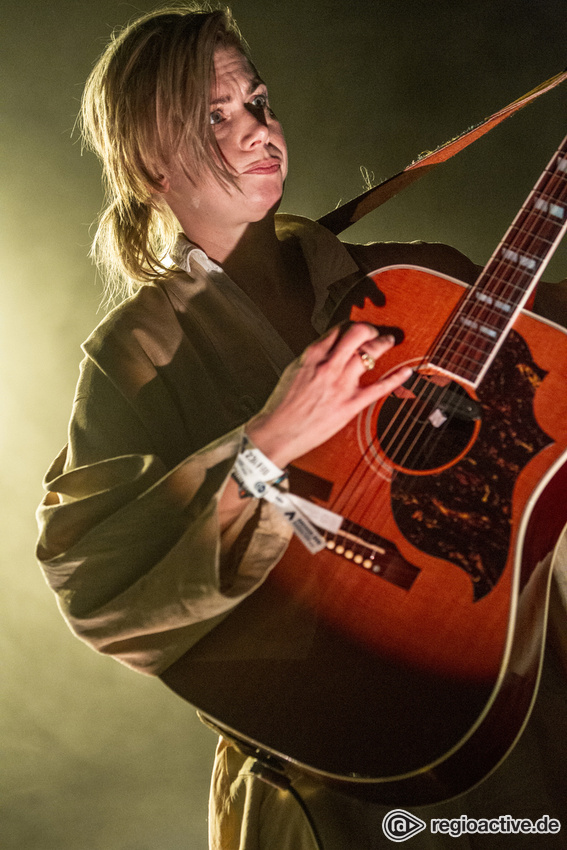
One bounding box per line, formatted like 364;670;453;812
37;3;456;676
37;5;567;848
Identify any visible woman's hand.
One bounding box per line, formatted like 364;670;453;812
245;323;412;469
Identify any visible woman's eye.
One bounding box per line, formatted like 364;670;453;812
251;94;268;109
209;110;223;125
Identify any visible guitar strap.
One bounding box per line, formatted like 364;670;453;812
318;68;567;236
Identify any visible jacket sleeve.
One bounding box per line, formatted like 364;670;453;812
36;346;291;677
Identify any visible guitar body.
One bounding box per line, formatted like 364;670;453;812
161;266;567;805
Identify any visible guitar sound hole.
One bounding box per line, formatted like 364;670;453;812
376;376;479;472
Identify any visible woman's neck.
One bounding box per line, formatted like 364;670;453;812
223;216;317;355
221;215;290;297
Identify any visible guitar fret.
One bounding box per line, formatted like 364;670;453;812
438;344;491;367
458;318;498;339
537;164;567;181
509;207;567;244
507;231;556;249
437;302;531;376
487;263;540;289
528;169;565;189
430;133;567;385
511;211;567;240
473;292;514;313
463;297;518;329
435;338;493;378
534;197;566;219
500;249;538;271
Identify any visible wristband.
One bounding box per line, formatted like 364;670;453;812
232;436;326;554
232;435;287;498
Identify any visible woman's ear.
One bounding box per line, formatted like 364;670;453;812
152;173;170;194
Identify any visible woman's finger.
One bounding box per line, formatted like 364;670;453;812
358;365;413;408
324;322;382;370
342;332;397;382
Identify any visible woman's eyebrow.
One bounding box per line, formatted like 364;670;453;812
210;75;265;107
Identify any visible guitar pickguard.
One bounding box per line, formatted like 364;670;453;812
389;330;552;601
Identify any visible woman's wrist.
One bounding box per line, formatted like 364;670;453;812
244;414;299;470
232;434;287;499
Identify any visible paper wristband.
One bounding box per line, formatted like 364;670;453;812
232;441;326;554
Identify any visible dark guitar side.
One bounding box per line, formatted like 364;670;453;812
160;267;567;806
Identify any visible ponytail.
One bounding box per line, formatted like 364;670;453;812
91;195;178;306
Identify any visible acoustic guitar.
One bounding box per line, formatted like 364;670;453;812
160;133;567;806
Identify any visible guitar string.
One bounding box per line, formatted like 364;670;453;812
457;150;567;328
432;183;564;379
440;176;567;390
431;153;567;376
322;144;567;535
433;149;567;379
400;149;567;398
324;294;457;519
448;172;567;374
327;212;545;526
328;365;450;528
389;157;567;479
377;151;567;499
326;141;567;542
329;272;486;522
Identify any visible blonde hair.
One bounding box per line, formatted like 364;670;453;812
80;4;248;304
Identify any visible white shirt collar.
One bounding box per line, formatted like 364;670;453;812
170;241;223;275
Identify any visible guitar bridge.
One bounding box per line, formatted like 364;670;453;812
287;464;420;592
321;518;420;591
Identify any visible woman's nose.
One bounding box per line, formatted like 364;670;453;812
238;104;270;148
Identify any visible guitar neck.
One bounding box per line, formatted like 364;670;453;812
431;134;567;387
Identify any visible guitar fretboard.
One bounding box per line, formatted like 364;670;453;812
430;136;567;387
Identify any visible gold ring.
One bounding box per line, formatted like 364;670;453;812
359;351;375;371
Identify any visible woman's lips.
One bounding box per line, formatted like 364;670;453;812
244;159;281;174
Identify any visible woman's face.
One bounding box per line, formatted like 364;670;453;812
209;46;287;210
163;46;288;248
